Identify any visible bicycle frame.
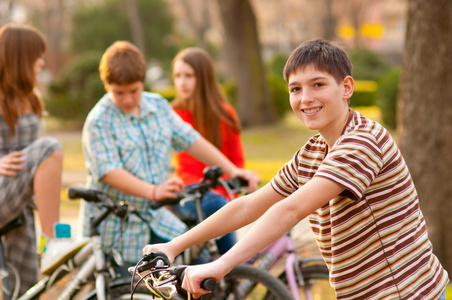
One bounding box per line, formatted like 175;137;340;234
246;231;325;300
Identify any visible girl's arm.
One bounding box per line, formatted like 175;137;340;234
186;137;259;191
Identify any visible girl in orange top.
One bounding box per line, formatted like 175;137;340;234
171;47;245;254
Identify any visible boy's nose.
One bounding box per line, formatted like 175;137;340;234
301;91;314;103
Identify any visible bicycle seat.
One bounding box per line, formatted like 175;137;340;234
0;216;24;237
40;238;90;275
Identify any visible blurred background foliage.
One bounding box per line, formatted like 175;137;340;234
71;0;177;67
5;0;402;131
44;42;399;129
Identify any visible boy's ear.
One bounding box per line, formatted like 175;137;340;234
342;76;354;100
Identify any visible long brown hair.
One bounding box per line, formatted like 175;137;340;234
171;47;240;149
0;23;46;135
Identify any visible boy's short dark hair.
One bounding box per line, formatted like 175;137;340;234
283;39;352;84
99;41;146;86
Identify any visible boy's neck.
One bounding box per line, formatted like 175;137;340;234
320;109;352;147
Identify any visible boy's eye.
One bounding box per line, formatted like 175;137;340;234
289;87;300;93
314;82;325;87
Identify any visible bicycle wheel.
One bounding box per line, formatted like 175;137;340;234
96;265;293;300
216;264;294;300
277;259;335;300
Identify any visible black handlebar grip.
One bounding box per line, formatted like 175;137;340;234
234;177;249;187
149;201;166;210
200;278;217;291
67;186;102;202
149;197;182;210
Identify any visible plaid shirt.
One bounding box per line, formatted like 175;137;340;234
81;92;200;262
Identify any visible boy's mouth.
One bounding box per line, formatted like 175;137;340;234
302;107;322;115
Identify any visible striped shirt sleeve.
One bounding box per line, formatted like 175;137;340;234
271;149;301;196
315;132;384;200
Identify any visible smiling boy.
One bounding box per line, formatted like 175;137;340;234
144;39;449;299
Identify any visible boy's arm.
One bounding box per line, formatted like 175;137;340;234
186;136;259;191
101;169;183;201
143;183;285;260
181;176;344;297
217;176;343;269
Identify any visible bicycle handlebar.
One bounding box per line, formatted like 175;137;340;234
130;252;216;296
67;186;103;203
150;170;249;210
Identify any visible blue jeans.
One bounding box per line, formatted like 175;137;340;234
172;187;237;255
438;286;447;300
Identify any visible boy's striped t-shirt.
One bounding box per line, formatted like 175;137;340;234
271;110;448;299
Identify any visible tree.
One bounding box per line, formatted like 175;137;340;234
398;0;452;273
217;0;277;127
125;0;145;57
42;0;65;77
71;0;176;68
179;0;211;49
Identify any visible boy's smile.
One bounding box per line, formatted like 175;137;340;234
288;65;353;145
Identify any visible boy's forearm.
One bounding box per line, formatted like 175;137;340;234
169;195;252;254
218;200;303;270
218;177;344;269
169;184;283;257
102;169;154;200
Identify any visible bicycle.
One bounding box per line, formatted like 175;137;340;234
0;186;154;300
136;166;294;299
130;251;293;300
246;230;334;300
150;166;335;300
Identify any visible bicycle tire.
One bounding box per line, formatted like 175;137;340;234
275;259;335;300
215;264;294;300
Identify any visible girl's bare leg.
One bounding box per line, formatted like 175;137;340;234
33;148;63;238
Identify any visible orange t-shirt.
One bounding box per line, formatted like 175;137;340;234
173;104;244;198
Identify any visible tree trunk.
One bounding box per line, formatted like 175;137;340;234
41;0;65;77
180;0;210;49
398;0;452;273
125;0;146;59
322;0;337;40
217;0;277;127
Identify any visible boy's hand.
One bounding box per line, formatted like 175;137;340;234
152;177;184;201
231;169;260;193
182;261;228;299
142;243;176;265
0;151;25;176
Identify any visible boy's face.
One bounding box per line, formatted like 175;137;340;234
106;81;144;115
288;65;353;137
